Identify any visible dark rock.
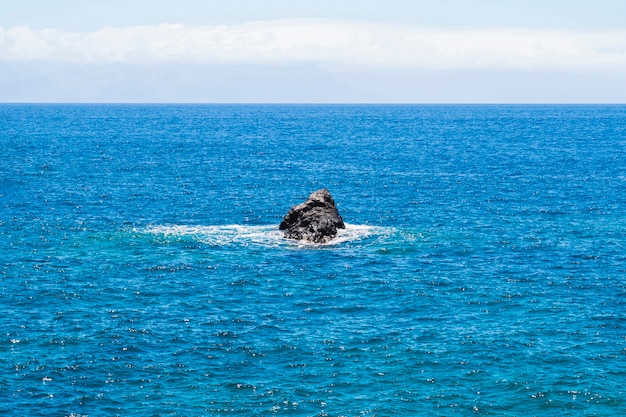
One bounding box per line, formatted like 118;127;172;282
279;189;345;243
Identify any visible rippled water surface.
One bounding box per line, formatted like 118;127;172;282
1;104;626;416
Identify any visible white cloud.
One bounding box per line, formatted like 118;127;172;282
1;19;626;71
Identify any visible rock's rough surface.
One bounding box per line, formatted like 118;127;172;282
279;189;345;243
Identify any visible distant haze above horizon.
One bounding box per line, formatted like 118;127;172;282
2;0;626;103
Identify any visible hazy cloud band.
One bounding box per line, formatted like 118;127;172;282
1;19;626;70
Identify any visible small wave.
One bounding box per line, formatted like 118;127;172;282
331;224;390;245
140;223;389;247
142;224;283;246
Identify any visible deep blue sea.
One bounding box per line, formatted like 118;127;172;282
1;104;626;416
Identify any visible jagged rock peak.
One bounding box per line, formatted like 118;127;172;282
279;189;345;244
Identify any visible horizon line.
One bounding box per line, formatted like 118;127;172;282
2;102;625;106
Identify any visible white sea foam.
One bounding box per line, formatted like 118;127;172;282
143;224;283;246
330;224;387;245
141;223;388;247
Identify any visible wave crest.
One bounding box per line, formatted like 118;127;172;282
141;223;387;247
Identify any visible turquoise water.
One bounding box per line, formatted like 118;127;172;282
1;104;625;416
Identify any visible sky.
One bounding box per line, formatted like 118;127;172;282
1;0;626;103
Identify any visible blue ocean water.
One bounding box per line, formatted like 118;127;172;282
1;104;625;416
